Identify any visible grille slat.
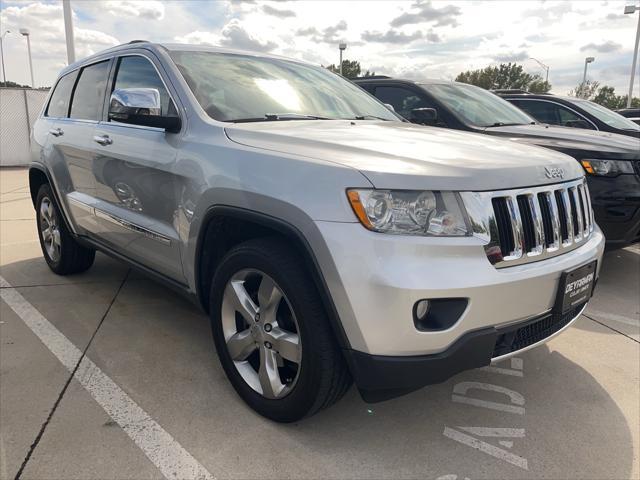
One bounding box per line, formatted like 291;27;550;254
487;179;592;266
569;187;583;240
517;195;535;253
537;192;555;248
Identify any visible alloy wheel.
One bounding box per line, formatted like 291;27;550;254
221;269;302;399
39;196;61;262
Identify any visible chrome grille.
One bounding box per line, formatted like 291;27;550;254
461;178;594;268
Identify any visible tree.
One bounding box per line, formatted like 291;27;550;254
592;85;621;109
325;60;375;79
568;80;600;100
455;63;551;93
572;83;640;109
0;80;31;88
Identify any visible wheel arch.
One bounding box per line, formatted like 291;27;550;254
195;205;351;349
29;164;50;207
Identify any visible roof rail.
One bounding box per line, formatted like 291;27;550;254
492;89;531;95
128;40;149;44
356;75;390;80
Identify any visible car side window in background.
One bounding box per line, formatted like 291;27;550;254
46;72;77;118
112;56;175;118
556;105;593;128
374;86;429;119
512;100;558;125
69;61;110;121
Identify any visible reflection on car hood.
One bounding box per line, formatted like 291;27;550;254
484;124;640;157
225;120;584;190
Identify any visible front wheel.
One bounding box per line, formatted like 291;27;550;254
209;238;351;422
36;184;95;275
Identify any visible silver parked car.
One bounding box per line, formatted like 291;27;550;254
30;42;604;422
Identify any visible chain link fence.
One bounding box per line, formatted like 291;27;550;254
0;88;49;167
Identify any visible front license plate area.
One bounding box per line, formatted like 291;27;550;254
555;261;597;314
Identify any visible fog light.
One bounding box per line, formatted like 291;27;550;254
414;299;430;321
413;298;468;331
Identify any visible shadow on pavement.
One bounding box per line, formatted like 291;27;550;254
1;255;636;480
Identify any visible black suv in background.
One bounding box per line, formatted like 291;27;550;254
355;77;640;247
616;108;640;126
498;93;640;138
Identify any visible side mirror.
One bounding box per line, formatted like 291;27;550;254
109;88;181;133
384;103;396;112
410;107;438;125
565;119;591;129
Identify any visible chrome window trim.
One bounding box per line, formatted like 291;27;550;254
461;177;593;269
94;209;172;245
508;98;599;130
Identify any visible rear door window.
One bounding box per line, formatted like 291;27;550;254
46;72;77;118
69;60;111;121
511;100;559;124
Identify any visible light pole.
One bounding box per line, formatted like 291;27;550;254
582;56;595;84
624;4;640;108
338;43;346;76
0;30;9;85
529;57;549;83
19;28;34;87
63;0;76;64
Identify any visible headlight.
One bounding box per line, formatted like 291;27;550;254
580;159;634;177
347;189;470;236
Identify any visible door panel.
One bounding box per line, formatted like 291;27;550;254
89;54;185;282
91;123;184;280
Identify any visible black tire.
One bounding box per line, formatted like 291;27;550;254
36;184;95;275
210;237;352;422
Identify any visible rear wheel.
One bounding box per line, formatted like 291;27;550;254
36;184;95;275
210;238;351;422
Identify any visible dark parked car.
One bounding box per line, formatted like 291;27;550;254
497;92;640;138
616;108;640;126
355;77;640;247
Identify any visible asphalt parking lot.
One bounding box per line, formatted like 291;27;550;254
1;167;638;480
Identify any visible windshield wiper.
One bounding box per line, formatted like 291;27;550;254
485;122;529;127
230;113;331;123
351;114;391;121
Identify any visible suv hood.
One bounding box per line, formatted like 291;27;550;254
225;121;583;191
484;124;640;159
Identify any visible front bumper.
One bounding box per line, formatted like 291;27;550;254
588;174;640;246
344;304;586;402
315;221;604;398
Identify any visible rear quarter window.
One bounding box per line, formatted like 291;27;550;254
46;71;77;118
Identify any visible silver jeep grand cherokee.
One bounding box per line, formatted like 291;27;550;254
30;42;604;422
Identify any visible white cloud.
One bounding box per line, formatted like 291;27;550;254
0;0;637;97
103;1;165;20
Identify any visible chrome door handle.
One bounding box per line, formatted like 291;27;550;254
93;135;113;146
49;128;63;137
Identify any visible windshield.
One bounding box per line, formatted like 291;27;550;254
572;99;640;131
169;50;398;122
424;83;535;127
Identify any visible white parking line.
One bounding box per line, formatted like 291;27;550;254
0;275;215;480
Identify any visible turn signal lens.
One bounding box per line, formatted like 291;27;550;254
580;159;634;177
347;190;373;229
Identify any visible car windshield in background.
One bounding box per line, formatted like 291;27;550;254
169;51;399;123
425;83;535;128
572;99;640;131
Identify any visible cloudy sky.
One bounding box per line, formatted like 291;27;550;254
0;0;638;95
